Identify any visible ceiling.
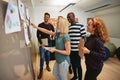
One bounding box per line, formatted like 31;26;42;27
20;0;120;12
2;0;120;11
75;0;120;11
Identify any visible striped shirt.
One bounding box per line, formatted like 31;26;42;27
69;23;86;51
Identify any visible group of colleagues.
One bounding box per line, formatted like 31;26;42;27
31;12;109;80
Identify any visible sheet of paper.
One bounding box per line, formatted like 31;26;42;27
79;39;85;59
18;0;25;21
23;22;30;45
43;47;51;51
4;2;21;34
41;38;48;46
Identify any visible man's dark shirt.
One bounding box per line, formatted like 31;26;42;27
37;22;54;44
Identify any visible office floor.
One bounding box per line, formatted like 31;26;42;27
33;55;120;80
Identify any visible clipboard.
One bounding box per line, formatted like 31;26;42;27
41;38;48;46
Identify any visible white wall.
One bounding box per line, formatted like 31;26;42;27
86;5;120;48
33;5;88;26
110;37;120;48
31;5;120;48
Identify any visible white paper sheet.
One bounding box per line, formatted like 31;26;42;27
23;22;30;45
18;0;25;21
4;2;21;34
43;47;51;51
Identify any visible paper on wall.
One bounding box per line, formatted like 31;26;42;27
23;22;30;45
18;0;25;21
4;2;21;34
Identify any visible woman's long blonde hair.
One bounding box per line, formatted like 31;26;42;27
93;17;109;43
58;18;70;34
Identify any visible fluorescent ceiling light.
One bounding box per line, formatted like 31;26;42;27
50;0;80;6
59;3;76;12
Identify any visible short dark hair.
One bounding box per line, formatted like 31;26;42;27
44;12;50;17
67;12;75;18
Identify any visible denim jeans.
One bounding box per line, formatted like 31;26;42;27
53;60;69;80
39;42;52;71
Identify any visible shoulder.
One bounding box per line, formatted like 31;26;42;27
38;22;44;27
70;23;84;29
94;37;104;45
63;34;70;41
75;23;84;27
64;34;69;37
48;23;53;27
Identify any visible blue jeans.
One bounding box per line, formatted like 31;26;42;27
53;60;69;80
39;42;52;71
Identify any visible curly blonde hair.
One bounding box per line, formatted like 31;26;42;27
93;17;109;43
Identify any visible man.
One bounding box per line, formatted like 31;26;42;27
37;12;54;79
67;12;86;80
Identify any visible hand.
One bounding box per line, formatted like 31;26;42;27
81;47;90;54
40;43;46;47
31;23;37;28
49;48;56;53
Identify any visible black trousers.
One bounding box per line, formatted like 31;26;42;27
70;51;82;80
84;67;102;80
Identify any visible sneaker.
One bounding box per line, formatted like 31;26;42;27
71;76;77;80
46;65;51;72
38;71;43;79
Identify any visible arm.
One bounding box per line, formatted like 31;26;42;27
50;24;55;40
49;41;71;56
80;25;86;38
31;23;55;35
82;39;105;60
89;39;105;60
78;25;86;49
37;30;42;44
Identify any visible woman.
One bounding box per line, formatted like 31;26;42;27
81;17;109;80
31;17;71;80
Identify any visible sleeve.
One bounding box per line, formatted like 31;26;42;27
63;34;70;43
37;24;42;44
90;39;105;61
51;25;55;32
51;24;55;39
80;25;86;38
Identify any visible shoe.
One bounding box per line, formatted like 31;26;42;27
69;66;72;74
71;76;77;80
46;65;51;72
38;71;43;79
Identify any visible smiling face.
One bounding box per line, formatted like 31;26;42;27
67;12;76;24
44;14;50;23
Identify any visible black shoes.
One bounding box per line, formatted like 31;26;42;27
71;76;78;80
46;65;51;72
38;65;51;79
38;71;43;79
